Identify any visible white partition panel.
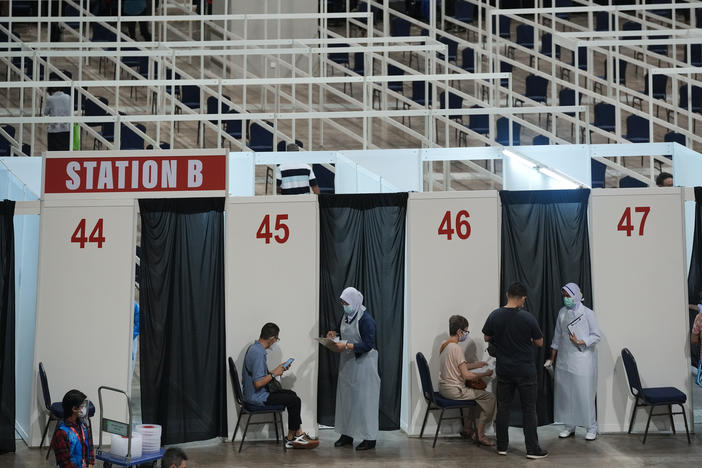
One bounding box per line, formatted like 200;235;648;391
406;191;500;436
591;188;690;433
225;195;319;439
31;198;136;446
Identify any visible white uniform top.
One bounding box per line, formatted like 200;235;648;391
551;303;601;428
44;92;72;133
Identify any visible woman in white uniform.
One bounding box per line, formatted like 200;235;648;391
549;282;601;441
326;287;381;451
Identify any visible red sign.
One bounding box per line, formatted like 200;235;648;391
44;155;226;194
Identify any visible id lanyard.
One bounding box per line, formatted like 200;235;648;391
68;425;89;468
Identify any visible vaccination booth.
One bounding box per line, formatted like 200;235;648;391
0;143;700;449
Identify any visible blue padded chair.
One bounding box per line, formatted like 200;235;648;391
533;135;549;145
685;44;702;67
619;176;648;188
675;85;702;128
621;348;690;444
439;91;463;123
248;123;274;152
555;0;572;19
461;47;475;73
623;21;642;40
538;33;560;60
496;117;521;146
591;159;606;188
328;42;350;70
648;35;669;57
120;123;146;150
520;74;548;104
84;97;109;133
176;85;200;132
391;16;411;37
454;0;474;23
499;61;513;89
345;51;365;95
595;58;627;95
94;121;114;149
223;110;243;145
207;95;230;126
438;36;458;63
228;357;286;452
515;24;535;51
373;65;404;109
649;0;672;18
625;115;650;143
491;15;511;40
403;81;432;126
595;11;611;32
664;131;686;147
633;73;668;114
592;103;615;133
40;363;96;459
458;105;489;146
561;47;587;80
313;163;335;194
416;352;476;448
0;124;16;156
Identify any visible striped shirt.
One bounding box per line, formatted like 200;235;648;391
276;164;318;195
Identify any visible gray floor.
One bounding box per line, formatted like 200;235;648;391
2;423;701;467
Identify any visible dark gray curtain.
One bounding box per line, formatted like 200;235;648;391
317;193;407;430
499;189;592;427
688;187;702;367
139;198;227;444
0;200;15;453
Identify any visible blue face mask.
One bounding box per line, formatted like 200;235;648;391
563;297;576;309
458;331;468;343
343;304;355;316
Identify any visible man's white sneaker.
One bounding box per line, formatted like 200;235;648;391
286;432;320;449
585;431;597;441
559;429;575;438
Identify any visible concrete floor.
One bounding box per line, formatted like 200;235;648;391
2;423;701;467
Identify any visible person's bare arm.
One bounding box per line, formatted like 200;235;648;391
254;364;285;389
459;362;493;381
484;335;491;342
311;185;320;194
533;338;544;347
692;331;700;346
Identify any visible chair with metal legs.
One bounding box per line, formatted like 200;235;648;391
228;357;286;452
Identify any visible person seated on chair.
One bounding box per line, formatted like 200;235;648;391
242;322;319;449
438;314;496;446
162;447;188;468
50;389;94;468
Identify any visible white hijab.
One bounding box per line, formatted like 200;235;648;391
340;287;366;316
562;282;583;308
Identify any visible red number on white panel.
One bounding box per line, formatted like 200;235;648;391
438;211;454;240
438;210;471;240
257;214;290;244
617;206;651;237
456;210;471;239
71;219;105;248
89;218;106;248
273;214;290;244
71;219;88;248
256;214;273;244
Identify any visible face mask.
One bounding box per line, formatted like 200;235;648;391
343;305;355;316
78;404;88;419
458;331;468;343
563;297;575;309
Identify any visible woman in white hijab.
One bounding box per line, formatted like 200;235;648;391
548;282;601;441
325;287;381;451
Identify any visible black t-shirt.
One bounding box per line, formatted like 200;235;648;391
482;307;543;377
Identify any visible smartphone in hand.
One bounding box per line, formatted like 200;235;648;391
284;358;294;369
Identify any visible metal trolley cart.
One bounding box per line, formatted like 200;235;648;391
94;386;165;468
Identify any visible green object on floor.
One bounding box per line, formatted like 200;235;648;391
73;123;80;150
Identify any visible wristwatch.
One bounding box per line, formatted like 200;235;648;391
269;372;275;379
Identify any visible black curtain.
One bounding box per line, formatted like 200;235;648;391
499;189;592;427
688;187;702;367
0;201;15;453
139;198;227;444
317;193;407;430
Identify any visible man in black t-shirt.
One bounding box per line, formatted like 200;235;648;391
482;282;548;459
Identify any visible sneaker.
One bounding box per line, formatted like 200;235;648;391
497;449;508;456
286;433;319;449
559;429;575;438
526;449;549;459
585;431;597;441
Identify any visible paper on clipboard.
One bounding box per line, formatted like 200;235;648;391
567;314;588;351
315;337;346;351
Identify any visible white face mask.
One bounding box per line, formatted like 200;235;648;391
78;403;88;419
